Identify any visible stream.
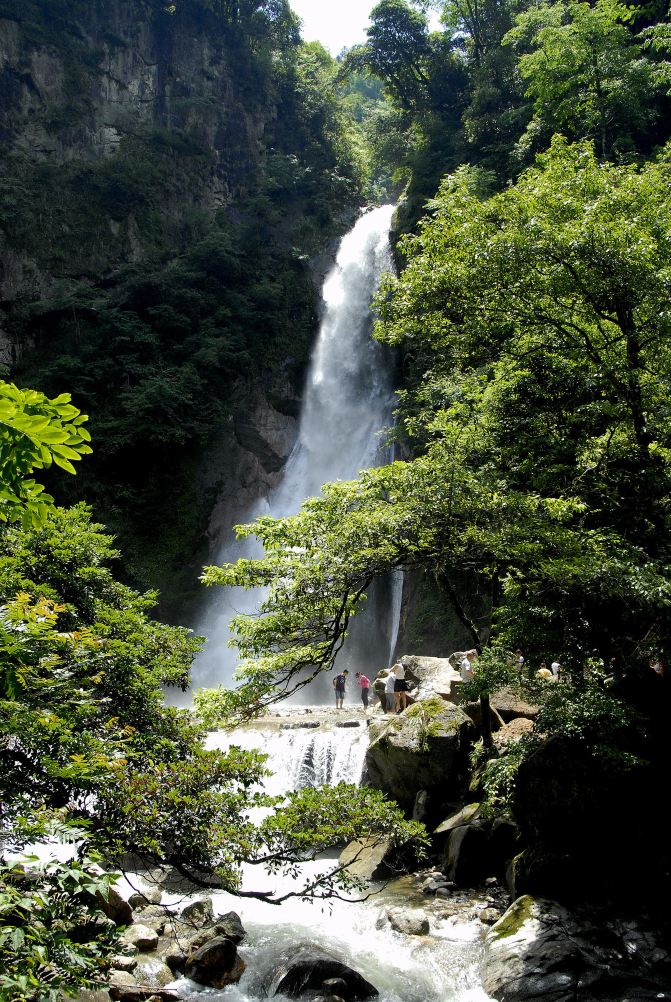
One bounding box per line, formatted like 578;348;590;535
152;714;497;1002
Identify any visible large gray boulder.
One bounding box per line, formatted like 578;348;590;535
490;686;538;722
399;655;463;704
180;896;214;929
267;947;378;998
119;924;159;952
365;697;473;813
338;838;392;881
483;896;671;1002
184;936;245;988
162;912;246;974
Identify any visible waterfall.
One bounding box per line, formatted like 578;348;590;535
191;206;400;696
206;722;369;795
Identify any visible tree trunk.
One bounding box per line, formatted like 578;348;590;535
480;692;493;749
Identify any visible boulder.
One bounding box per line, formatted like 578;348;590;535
443;824;488;886
128;885;162;909
131;905;168;935
179;896;214;929
133;957;174;989
268;947;379;999
365;697;473;813
111;955;138;973
184;936;245;988
386;908;430;936
209;911;246;945
108;987;179;1002
97;886;133;926
483;896;671;1002
338;838;392;881
109;971;137;992
490;686;538;722
434;802;481;836
161;914;246;974
399;655;463;704
119;925;159;953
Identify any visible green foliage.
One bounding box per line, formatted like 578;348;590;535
462;646;517;701
0;383;91;529
1;2;364;596
0;850;120;1002
505;0;667;158
1;501;424;996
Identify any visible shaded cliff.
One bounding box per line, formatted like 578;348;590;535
0;0;363;613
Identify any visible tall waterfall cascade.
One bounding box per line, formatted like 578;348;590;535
192;206;403;695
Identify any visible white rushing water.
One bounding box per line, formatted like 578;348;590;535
192;206;403;697
155;720;494;1002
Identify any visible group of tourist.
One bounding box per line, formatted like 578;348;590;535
331;662;409;713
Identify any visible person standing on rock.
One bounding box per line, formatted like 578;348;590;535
460;649;477;683
384;670;396;713
392;662;409;713
333;669;348;709
355;671;370;710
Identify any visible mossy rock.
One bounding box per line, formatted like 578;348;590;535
365;698;473;814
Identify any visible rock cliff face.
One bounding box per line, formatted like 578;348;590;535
0;1;360;603
0;1;271;311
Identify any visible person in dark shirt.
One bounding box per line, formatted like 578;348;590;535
333;669;348;709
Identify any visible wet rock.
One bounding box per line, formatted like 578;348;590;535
130;906;168;935
111;954;138;972
161;914;246;974
184;936;245;988
339;838;392;881
322;978;349;997
387;908;430;936
268;947;379;998
210;911;246;945
108;988;179;1002
335;720;360;728
479;908;502;924
365;698;473;813
97;887;133;926
483;896;671;1002
128;885;162;909
119;924;159;952
133;956;174;989
180;896;214;929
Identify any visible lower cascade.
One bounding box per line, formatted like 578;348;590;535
115;709;498;1002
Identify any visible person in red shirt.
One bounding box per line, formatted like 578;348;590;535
355;671;370;710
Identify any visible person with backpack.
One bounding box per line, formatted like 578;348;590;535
333;669;348;709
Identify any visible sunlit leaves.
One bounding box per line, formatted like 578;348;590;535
0;382;91;529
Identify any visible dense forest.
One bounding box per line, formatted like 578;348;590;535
3;0;671;998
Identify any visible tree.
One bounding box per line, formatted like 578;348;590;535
0;382;424;999
343;0;434;112
202;138;671;710
504;0;663;158
0;382;91;528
